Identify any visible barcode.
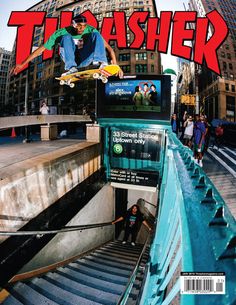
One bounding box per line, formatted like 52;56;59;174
184;279;214;292
180;275;225;294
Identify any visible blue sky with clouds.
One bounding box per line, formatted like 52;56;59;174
0;0;187;71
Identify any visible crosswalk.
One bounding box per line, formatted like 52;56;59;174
205;145;236;218
207;146;236;178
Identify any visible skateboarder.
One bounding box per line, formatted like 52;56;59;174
12;14;123;77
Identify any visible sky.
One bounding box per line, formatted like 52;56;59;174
0;0;188;72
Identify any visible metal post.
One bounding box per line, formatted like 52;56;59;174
195;64;199;114
23;68;31;143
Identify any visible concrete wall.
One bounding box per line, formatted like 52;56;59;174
0;115;91;129
128;189;157;217
0;142;101;243
20;184;115;272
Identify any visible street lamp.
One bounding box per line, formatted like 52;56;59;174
163;68;177;114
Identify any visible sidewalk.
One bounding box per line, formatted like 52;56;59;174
0;139;85;179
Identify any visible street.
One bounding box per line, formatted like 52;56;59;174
204;145;236;218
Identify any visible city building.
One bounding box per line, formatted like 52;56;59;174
7;0;161;116
0;48;11;115
187;0;236;121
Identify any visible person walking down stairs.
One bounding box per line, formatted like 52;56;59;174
112;204;152;246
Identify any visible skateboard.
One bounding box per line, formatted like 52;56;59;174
56;64;121;88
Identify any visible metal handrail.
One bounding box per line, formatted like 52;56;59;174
0;221;112;236
116;231;151;305
141;198;157;208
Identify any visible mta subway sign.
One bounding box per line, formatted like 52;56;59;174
108;128;164;187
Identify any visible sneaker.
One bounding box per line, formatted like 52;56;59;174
122;241;126;245
99;62;108;69
61;67;78;76
131;242;135;246
92;61;108;69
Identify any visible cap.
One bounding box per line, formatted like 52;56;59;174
72;14;87;24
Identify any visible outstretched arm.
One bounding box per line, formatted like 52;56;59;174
112;216;124;225
11;45;46;75
142;220;152;232
104;40;116;64
104;40;123;78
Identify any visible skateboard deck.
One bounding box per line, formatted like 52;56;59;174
56;64;120;88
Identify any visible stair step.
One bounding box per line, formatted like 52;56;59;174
9;282;59;305
108;242;143;254
99;247;140;259
2;240;147;305
83;255;133;271
57;266;125;294
68;262;128;285
95;249;138;262
43;272;119;305
29;277;103;305
90;252;136;265
126;298;137;305
1;295;24;305
78;258;131;277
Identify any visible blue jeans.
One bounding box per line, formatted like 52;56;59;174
59;32;108;70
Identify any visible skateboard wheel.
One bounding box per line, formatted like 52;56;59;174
69;83;75;88
60;80;65;85
93;73;100;79
101;76;108;83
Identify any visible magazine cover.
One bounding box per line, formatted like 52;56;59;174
0;0;235;305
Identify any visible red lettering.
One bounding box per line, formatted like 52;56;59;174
146;12;172;52
59;11;73;28
171;12;196;60
81;10;98;28
194;10;228;74
128;12;149;49
101;12;127;47
8;12;46;71
43;18;58;60
7;10;228;75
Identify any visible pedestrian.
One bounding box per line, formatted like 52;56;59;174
112;204;152;246
12;14;123;78
183;115;194;148
214;124;224;148
203;115;211;154
171;113;180;135
179;110;188;141
193;114;206;167
39;101;49;115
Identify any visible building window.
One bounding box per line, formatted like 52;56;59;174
226;95;235;120
37;71;42;79
227;53;231;59
225;83;229;91
121;65;131;73
221;51;225;58
232;85;235;92
135;64;147;73
151;65;154;72
223;61;227;70
135;52;147;60
229;63;233;70
119;53;130;61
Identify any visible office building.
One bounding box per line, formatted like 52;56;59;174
188;0;236;121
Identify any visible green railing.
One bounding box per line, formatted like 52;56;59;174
140;132;236;305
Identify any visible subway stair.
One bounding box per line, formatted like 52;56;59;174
2;241;148;305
